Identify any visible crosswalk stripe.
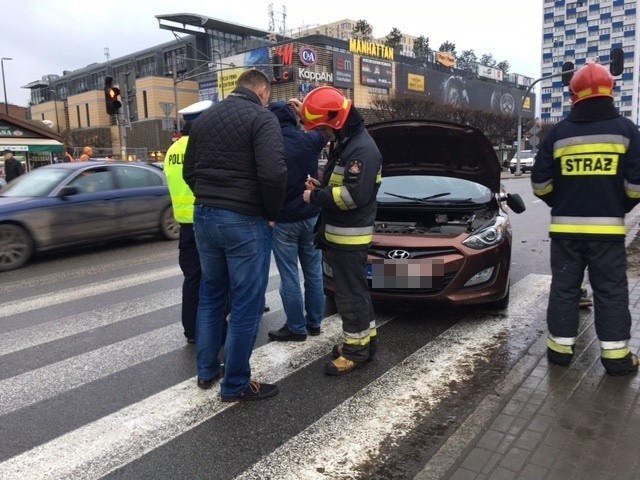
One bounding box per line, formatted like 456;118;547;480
0;260;281;319
0;309;402;480
0;286;286;415
234;274;552;480
0;289;181;356
0;266;182;319
0;250;178;295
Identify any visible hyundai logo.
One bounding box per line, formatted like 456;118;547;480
388;250;410;259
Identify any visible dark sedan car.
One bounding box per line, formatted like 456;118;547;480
0;162;179;271
322;120;525;308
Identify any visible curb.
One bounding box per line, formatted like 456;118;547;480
413;204;640;480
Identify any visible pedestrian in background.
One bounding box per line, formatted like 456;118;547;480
301;86;382;376
532;61;640;376
4;149;24;183
164;100;213;346
63;147;75;163
183;69;287;401
79;146;93;161
266;99;329;342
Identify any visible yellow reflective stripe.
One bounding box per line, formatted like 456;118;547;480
547;338;573;354
555;143;627;157
369;327;377;337
532;181;553;196
329;172;344;187
332;187;348;210
344;335;371;346
601;347;630;359
549;224;626;235
325;231;372;245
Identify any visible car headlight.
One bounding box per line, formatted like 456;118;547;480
462;217;506;249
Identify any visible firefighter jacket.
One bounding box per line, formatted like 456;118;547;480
164;135;195;224
310;123;382;250
531;98;640;241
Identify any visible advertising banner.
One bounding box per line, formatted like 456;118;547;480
360;57;393;88
333;52;354;89
212;48;271;100
396;64;535;117
477;65;504;82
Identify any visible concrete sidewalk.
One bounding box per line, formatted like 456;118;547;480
415;212;640;480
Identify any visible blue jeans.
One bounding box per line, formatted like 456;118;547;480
272;216;324;335
193;205;272;397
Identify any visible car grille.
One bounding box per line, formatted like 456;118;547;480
368;247;459;259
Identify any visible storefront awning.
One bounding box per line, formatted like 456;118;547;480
0;138;63;153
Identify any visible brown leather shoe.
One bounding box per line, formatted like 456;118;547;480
324;356;363;376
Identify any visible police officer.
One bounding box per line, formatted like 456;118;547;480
532;61;640;376
301;86;382;376
164;100;213;347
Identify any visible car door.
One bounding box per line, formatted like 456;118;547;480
110;164;169;234
48;166;119;245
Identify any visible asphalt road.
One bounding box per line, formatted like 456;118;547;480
0;177;555;479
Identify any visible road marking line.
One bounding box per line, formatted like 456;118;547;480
0;310;401;480
234;274;552;480
0;262;280;319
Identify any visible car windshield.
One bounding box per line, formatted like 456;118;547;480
1;168;70;197
377;175;491;204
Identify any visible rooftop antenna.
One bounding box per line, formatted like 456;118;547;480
267;3;287;36
104;47;110;62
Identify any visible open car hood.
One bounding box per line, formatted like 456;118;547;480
367;120;502;192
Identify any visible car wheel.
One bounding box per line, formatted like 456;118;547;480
0;224;34;272
160;207;180;240
510;167;516;174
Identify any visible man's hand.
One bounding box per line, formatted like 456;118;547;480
288;98;303;118
303;189;312;204
305;175;321;191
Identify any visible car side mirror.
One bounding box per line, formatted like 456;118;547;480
506;193;526;214
57;185;79;197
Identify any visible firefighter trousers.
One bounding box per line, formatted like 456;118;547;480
548;238;631;345
329;248;377;363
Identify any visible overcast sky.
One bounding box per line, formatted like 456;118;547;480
7;0;542;107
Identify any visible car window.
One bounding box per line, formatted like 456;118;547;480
0;168;70;197
113;165;164;189
377;175;491;203
69;168;114;193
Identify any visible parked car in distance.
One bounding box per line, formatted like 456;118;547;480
322;119;526;309
509;150;535;173
0;161;179;272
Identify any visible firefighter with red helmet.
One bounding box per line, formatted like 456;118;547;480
300;86;382;375
532;61;640;376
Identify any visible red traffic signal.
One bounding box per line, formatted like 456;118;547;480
104;76;122;115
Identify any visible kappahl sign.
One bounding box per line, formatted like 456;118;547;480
298;68;333;82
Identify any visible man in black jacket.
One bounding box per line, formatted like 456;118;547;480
4;149;24;183
184;69;287;401
301;86;382;376
532;61;640;376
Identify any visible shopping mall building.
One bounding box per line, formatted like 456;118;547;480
24;14;536;162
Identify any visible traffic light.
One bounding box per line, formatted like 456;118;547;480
104;76;122;115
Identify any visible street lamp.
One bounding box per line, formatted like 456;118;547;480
1;57;12;115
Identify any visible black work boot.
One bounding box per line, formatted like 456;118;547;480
268;324;307;342
602;353;639;376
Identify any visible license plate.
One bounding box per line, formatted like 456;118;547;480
369;259;444;289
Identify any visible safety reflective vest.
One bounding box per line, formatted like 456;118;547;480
164;136;195;224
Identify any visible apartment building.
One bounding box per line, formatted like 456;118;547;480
540;0;639;123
